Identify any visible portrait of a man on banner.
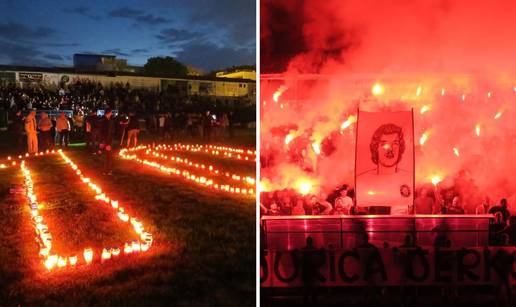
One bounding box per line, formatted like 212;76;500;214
355;110;414;214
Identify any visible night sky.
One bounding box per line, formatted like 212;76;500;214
0;0;255;72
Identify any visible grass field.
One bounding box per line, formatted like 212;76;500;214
0;131;255;306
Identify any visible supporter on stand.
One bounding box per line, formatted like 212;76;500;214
447;196;465;214
489;198;511;223
414;187;434;214
305;195;332;215
292;198;306;215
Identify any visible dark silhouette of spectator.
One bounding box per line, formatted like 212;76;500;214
99;109;115;175
503;216;516;246
433;222;450;248
300;237;325;306
11;109;25;152
490;212;508;246
228;111;235;138
202;111;213;142
395;234;418;307
399;234;416;248
85;111;97;150
489;199;511;223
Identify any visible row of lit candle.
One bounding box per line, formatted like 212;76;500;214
154;143;256;162
119;148;255;196
21;152;153;271
0;149;59;169
130;146;255;186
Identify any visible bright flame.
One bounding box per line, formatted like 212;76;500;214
367;190;376;195
273;85;287;103
258;181;268;193
371;83;384;96
419;132;429;145
284;132;296;145
487;92;492;98
312;142;321;155
416;86;422;97
494;111;502;119
462;94;466;101
475;124;481;136
340;115;357;131
431;175;442;186
296;180;313;195
453;147;460;156
420;105;430;114
441;88;445;96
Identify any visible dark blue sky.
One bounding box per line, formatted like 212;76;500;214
0;0;255;72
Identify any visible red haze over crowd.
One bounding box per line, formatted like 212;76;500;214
260;0;516;211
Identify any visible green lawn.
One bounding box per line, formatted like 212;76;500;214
0;135;255;306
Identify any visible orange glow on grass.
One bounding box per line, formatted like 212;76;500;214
21;151;154;271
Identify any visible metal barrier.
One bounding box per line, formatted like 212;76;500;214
261;214;493;250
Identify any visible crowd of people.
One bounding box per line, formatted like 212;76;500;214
260;182;511;216
2;80;254;154
260;182;516;246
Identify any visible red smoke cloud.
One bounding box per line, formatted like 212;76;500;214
260;0;516;212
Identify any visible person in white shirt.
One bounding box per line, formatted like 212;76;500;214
56;113;70;147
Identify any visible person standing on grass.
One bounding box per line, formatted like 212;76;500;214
73;111;84;139
99;109;115;175
12;109;25;153
220;113;229;139
38;112;53;151
202;111;213;143
56;112;70;147
24;109;38;153
126;112;140;148
85;110;98;150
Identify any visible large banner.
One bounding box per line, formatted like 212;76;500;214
18;72;43;82
355;110;414;214
261;248;516;287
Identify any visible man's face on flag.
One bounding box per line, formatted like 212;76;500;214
378;133;401;167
